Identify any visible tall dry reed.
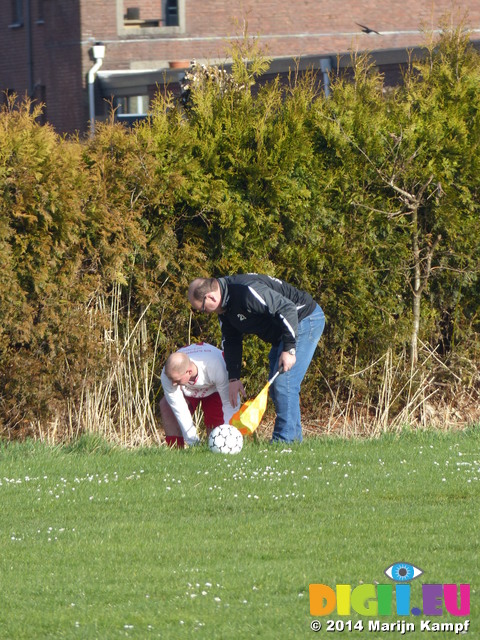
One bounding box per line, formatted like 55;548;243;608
37;284;164;446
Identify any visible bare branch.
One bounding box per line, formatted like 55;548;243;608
351;200;405;218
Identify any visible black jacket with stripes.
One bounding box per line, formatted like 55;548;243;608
217;274;317;379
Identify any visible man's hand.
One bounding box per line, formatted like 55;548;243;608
184;423;200;447
229;379;246;407
278;351;296;372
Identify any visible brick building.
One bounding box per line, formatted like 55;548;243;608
1;1;479;136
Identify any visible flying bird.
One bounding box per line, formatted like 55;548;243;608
355;22;382;35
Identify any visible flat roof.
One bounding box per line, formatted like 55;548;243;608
97;41;480;95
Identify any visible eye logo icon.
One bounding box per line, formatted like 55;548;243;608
384;562;423;582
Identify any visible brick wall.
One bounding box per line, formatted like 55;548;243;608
1;0;479;134
80;0;480;72
0;0;84;134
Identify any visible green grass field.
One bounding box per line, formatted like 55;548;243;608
0;429;478;639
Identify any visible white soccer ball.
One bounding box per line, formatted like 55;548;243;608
208;424;243;455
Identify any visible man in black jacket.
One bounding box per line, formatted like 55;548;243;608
188;274;325;442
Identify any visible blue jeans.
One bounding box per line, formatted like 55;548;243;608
268;304;325;442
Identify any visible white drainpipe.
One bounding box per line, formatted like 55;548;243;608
88;43;106;136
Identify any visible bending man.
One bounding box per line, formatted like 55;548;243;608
160;343;237;448
188;274;325;443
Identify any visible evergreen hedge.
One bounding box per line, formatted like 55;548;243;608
1;27;479;437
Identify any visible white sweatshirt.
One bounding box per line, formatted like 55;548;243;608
160;343;237;445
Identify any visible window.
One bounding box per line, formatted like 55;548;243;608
10;0;24;26
114;95;149;126
123;5;160;28
118;1;183;32
37;0;45;24
116;95;149;115
165;0;178;26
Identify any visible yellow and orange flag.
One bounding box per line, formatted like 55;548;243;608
230;370;281;435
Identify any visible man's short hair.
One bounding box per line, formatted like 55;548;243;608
188;277;217;303
164;352;190;379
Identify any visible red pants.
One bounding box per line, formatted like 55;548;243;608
185;392;224;430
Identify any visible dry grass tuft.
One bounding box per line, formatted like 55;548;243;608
19;307;480;447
